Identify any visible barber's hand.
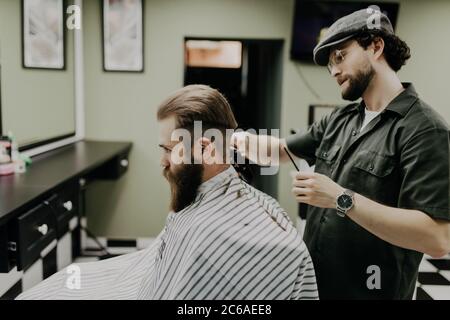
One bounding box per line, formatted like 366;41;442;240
230;131;251;157
292;172;344;208
230;132;274;166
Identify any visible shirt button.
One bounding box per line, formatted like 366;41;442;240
369;164;374;171
323;152;328;157
343;159;347;163
351;130;357;136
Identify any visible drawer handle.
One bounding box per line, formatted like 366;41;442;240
37;224;48;236
63;200;73;211
120;159;129;168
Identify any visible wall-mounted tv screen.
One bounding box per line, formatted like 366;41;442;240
290;1;400;63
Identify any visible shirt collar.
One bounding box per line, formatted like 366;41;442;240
196;165;239;198
383;83;418;117
341;82;418;118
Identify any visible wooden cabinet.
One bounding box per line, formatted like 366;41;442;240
14;198;58;271
0;140;132;298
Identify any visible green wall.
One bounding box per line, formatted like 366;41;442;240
83;0;450;238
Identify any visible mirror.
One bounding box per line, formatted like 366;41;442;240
0;0;75;150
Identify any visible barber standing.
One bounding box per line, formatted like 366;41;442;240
231;9;450;299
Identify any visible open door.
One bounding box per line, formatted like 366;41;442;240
184;38;284;198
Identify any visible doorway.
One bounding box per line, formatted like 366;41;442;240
184;37;284;198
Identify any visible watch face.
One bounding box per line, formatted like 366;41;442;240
337;194;353;209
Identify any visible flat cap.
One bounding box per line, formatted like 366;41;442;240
313;8;395;66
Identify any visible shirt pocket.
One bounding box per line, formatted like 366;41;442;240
314;144;341;175
352;150;396;177
351;150;398;203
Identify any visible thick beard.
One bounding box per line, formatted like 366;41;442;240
342;64;375;101
163;163;204;212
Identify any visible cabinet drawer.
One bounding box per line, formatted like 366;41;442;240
16;199;57;270
0;225;13;272
53;186;79;238
92;153;130;180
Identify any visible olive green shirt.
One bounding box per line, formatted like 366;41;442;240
286;83;450;299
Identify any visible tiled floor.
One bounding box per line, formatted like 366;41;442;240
416;253;450;300
75;237;148;262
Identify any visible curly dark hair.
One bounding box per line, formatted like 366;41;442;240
353;29;411;72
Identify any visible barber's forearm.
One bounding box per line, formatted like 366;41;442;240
237;132;295;165
250;134;290;165
347;193;450;258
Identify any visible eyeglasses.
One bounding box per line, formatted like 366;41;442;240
327;49;346;73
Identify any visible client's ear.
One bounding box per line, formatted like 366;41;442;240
199;137;211;153
193;137;212;163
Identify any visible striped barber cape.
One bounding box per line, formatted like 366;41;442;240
17;166;318;300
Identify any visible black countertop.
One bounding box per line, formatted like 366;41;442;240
0;140;132;224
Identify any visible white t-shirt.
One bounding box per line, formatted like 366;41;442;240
361;108;381;131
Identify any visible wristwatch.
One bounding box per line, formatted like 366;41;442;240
336;189;355;217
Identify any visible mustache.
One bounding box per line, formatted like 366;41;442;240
337;76;349;86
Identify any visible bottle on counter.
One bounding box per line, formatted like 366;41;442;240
0;136;14;175
8;131;19;162
0;135;12;161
